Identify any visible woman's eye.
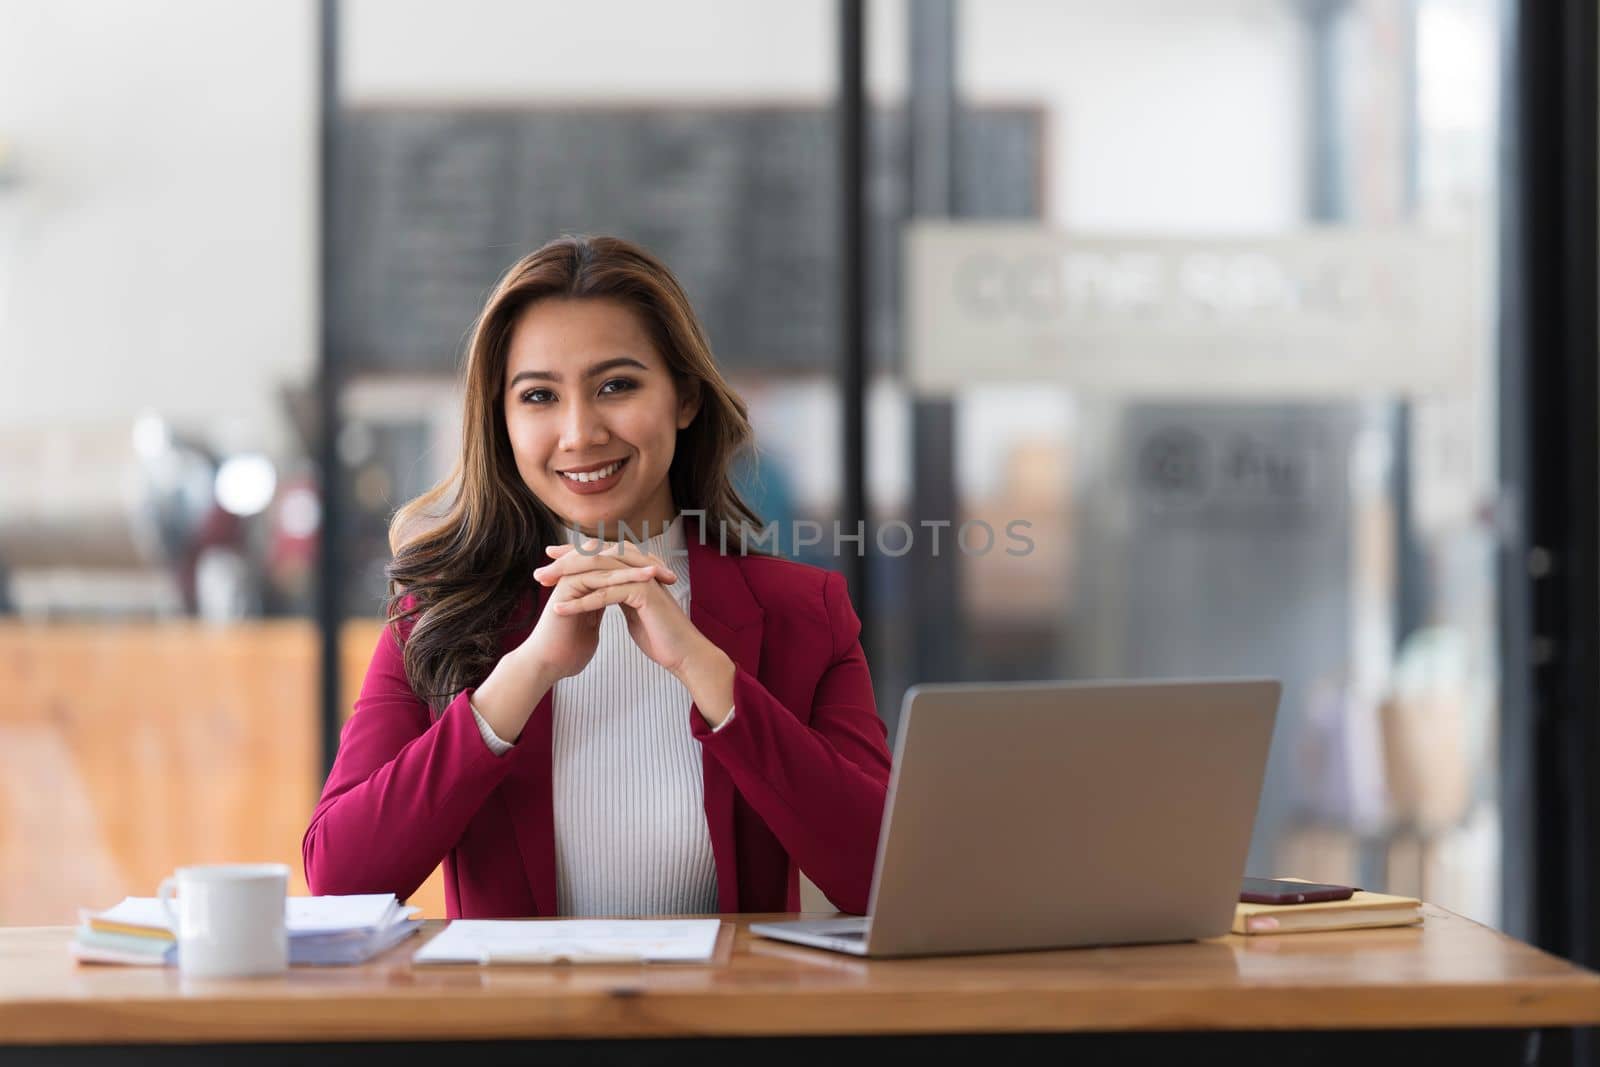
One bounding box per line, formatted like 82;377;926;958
518;380;632;404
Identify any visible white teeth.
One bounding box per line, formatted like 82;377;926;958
561;460;622;483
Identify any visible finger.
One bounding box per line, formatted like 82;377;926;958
538;564;676;588
541;540;674;577
543;538;636;563
558;565;666;594
605;539;674;575
535;549;676;585
547;539;668;571
546;538;609;558
551;581;657;615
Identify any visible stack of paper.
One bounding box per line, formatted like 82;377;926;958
72;903;175;965
71;894;423;966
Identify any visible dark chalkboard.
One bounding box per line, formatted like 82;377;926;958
333;106;1042;375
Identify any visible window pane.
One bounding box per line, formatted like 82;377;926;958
0;0;320;923
901;0;1505;925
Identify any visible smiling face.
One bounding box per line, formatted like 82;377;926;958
502;297;700;538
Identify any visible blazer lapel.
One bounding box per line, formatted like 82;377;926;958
687;529;765;913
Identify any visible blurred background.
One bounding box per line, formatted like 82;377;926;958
0;0;1536;949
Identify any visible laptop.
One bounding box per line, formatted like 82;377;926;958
750;678;1280;958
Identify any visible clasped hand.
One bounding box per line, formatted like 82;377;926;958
525;537;708;680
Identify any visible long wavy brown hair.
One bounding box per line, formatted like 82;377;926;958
384;234;763;715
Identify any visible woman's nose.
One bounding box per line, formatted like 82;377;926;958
557;398;610;451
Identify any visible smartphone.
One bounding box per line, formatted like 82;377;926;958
1239;877;1357;905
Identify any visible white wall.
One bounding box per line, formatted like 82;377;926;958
0;0;1303;455
0;0;315;453
344;0;1301;231
343;0;903;103
963;0;1305;232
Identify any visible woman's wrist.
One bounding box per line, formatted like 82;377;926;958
676;642;737;728
473;646;560;743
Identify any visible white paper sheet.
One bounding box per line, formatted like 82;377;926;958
94;894;412;936
285;894;408;933
412;919;723;965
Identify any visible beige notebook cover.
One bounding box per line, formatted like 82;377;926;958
1232;889;1423;935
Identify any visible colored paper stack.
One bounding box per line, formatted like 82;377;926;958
72;901;176;965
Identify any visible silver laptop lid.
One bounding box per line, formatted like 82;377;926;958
862;678;1280;957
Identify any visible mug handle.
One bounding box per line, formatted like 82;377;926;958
157;876;179;932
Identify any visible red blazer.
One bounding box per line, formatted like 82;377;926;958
302;530;892;917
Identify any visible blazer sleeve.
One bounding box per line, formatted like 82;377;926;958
689;569;892;914
301;619;518;902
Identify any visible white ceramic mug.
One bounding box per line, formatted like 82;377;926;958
157;863;289;978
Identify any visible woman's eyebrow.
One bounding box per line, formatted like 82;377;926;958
507;356;649;389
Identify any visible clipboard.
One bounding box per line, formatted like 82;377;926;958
412;919;723;966
476;950;645;965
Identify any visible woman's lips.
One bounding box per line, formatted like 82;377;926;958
557;456;628;495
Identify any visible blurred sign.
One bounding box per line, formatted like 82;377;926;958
1134;419;1331;528
906;223;1477;396
336;108;1041;374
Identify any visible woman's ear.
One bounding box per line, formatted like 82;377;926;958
676;379;703;430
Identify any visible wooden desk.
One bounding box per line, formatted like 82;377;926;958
2;908;1598;1066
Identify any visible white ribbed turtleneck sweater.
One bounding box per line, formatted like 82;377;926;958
470;515;732;916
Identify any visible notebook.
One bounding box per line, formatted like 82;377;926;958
1232;889;1423;935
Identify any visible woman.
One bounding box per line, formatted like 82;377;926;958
303;234;891;918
